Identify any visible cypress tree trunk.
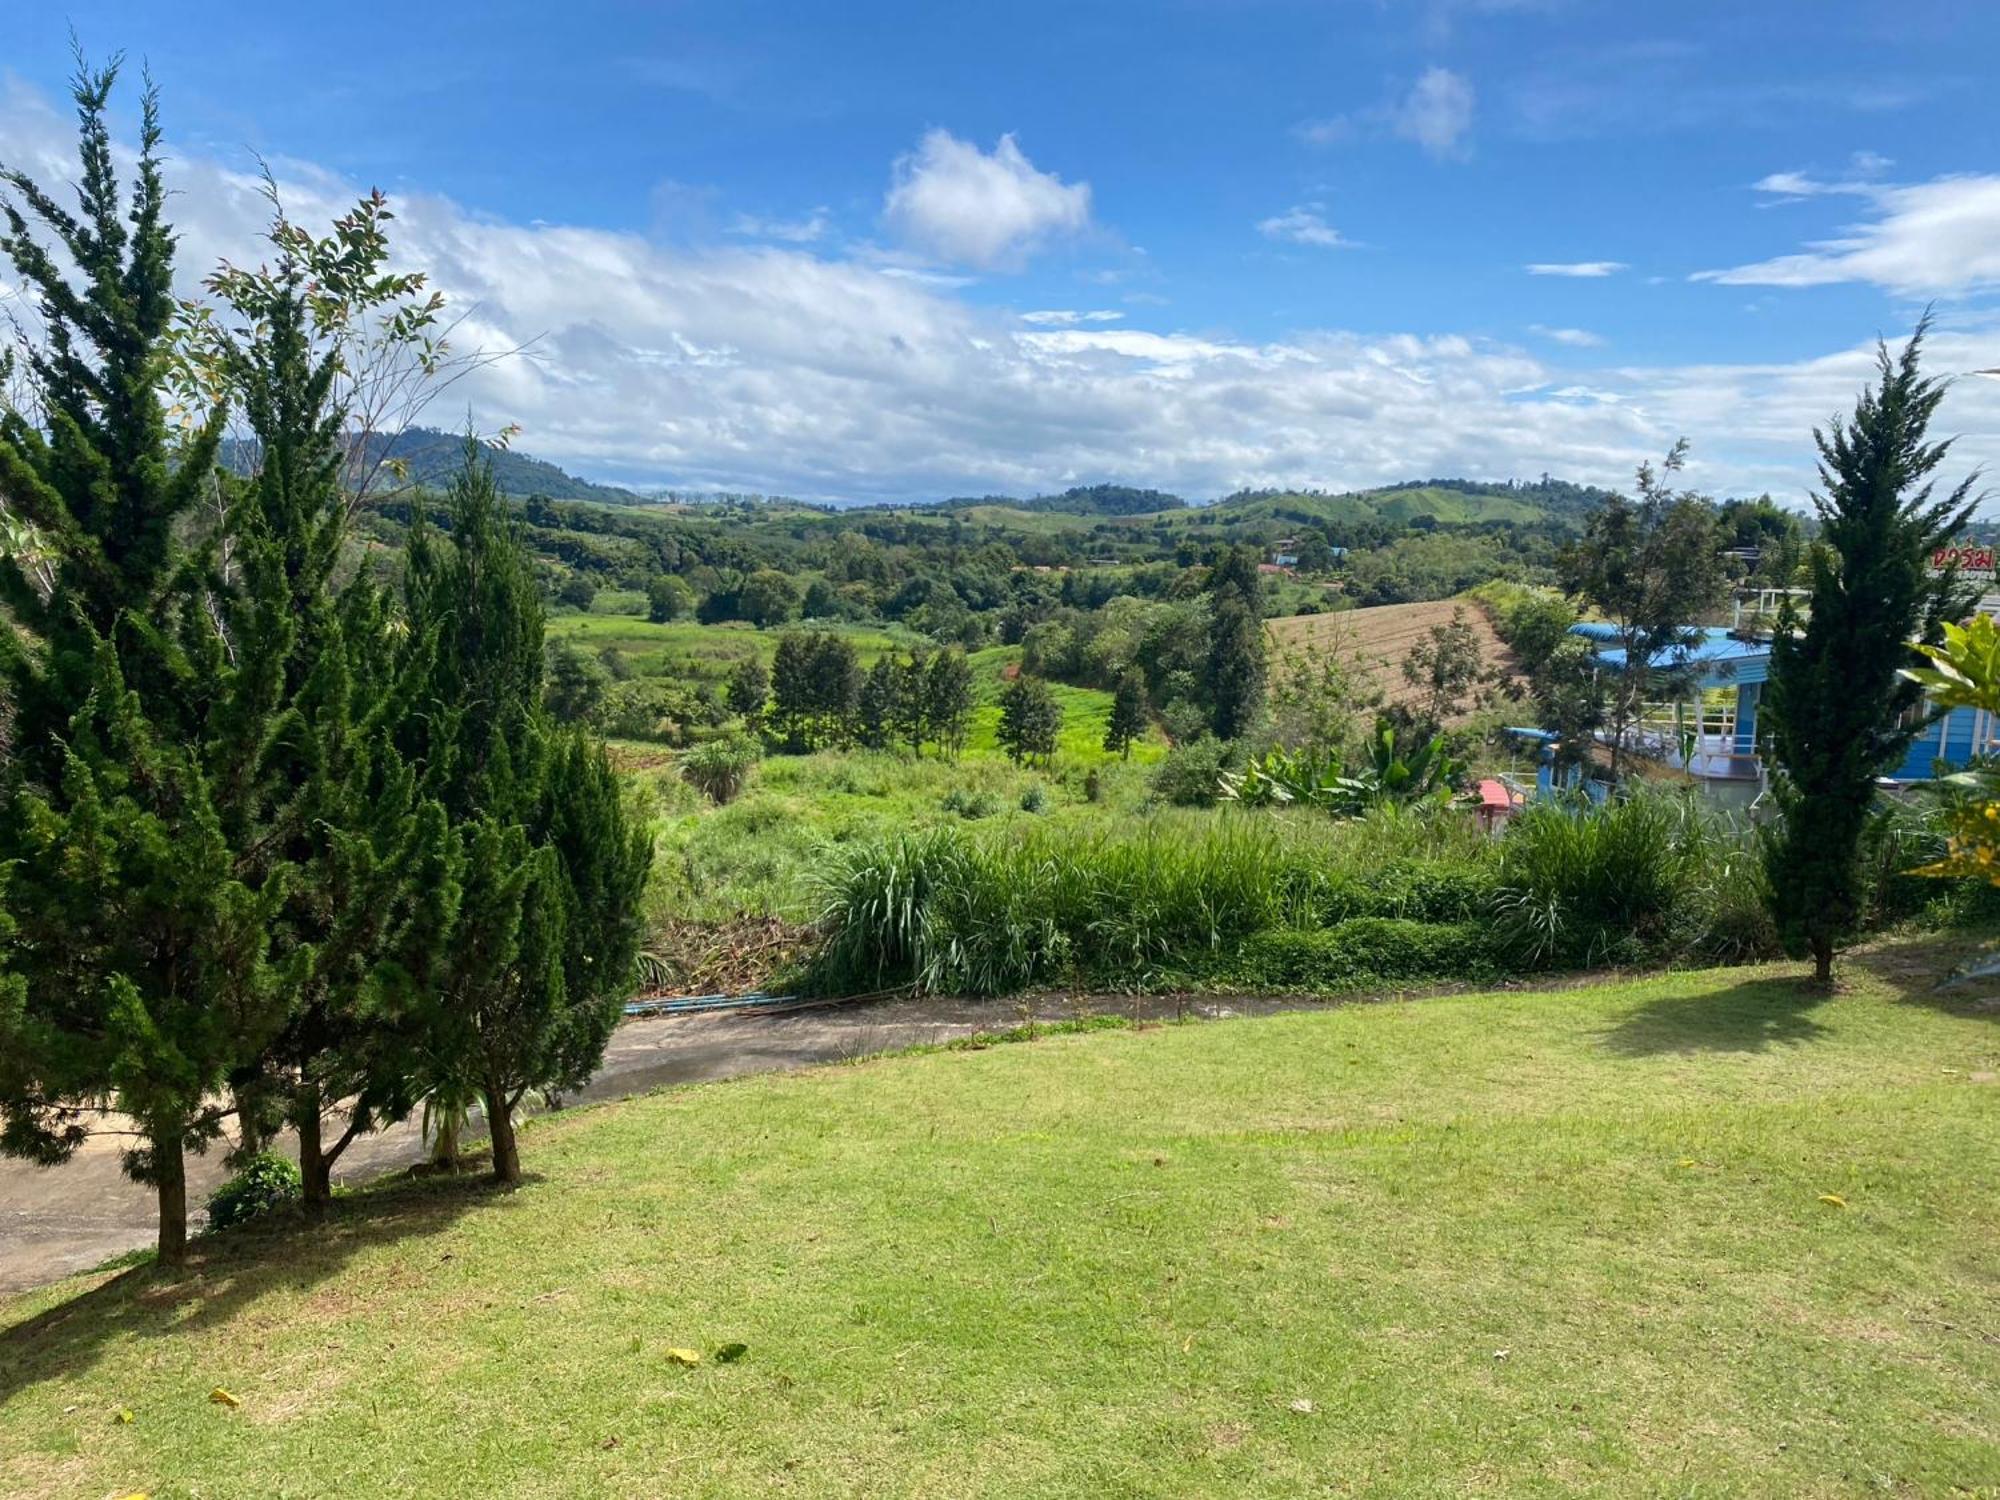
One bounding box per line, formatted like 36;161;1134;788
297;1085;333;1218
484;1079;522;1184
233;1082;272;1158
155;1132;188;1272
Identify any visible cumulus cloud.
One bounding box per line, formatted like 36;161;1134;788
1530;325;1605;348
1694;172;2000;295
1526;260;1626;277
0;79;1994;507
883;129;1091;270
1257;206;1348;248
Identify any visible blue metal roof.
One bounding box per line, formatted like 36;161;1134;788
1572;625;1771;688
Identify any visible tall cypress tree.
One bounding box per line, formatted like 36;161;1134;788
399;451;650;1182
1105;670;1148;760
1207;546;1267;740
0;64;282;1267
1762;321;1978;983
924;649;972;760
202;248;461;1213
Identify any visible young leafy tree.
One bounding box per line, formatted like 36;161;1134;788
398;451;650;1181
896;651;931;754
647;573;694;623
998;675;1063;767
1400;607;1485;735
739;567;801;628
1559;443;1726;778
858;654;901;750
726;655;768;721
1761;323;1978;984
0;64;283;1268
1532;635;1609;780
544;638;611;725
1207;545;1267;740
1105;669;1149;760
924;649;973;760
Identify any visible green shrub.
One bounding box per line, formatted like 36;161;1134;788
1150;736;1232;806
1020;783;1050;814
1231;920;1497;990
941;787;1001;820
205;1152;302;1232
681;734;762;804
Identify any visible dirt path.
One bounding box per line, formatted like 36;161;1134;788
0;991;1303;1295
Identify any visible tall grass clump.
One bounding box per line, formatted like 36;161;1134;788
1492;791;1775;968
809;810;1505;996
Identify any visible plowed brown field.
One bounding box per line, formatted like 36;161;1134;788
1266;599;1523;725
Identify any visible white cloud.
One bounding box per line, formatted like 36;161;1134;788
730;208;832;244
1257;206;1348;249
883;129;1091;270
1695;172;2000;296
1293;117;1353;148
1;79;1994;508
1018;309;1124;326
1530;325;1605;348
1392;68;1476;159
1297;66;1474;160
1525;260;1626;277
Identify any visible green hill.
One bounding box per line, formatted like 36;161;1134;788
226;427;649;505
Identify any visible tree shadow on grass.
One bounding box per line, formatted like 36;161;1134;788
1846;930;2000;1022
1599;977;1834;1057
0;1164;534;1408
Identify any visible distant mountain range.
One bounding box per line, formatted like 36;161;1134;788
224;427;1615;528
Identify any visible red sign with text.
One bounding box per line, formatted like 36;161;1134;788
1933;544;1997;575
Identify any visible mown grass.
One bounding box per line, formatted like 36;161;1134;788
3;947;1995;1497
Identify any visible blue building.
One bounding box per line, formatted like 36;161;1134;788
1571;620;1993;798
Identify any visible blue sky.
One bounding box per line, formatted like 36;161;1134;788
5;1;1999;503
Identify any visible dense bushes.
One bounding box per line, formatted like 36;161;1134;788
811;814;1503;996
809;792;1813;998
1492;794;1781;969
1230;920;1497;989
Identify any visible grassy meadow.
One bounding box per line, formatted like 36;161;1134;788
562;614;1177;969
4;945;1995;1497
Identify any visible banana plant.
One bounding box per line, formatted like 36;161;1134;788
1900;614;2000;979
1335;720;1464;810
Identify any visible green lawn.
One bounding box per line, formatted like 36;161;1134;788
4;948;1996;1497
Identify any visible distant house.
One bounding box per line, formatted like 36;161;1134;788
1570;616;1995;805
